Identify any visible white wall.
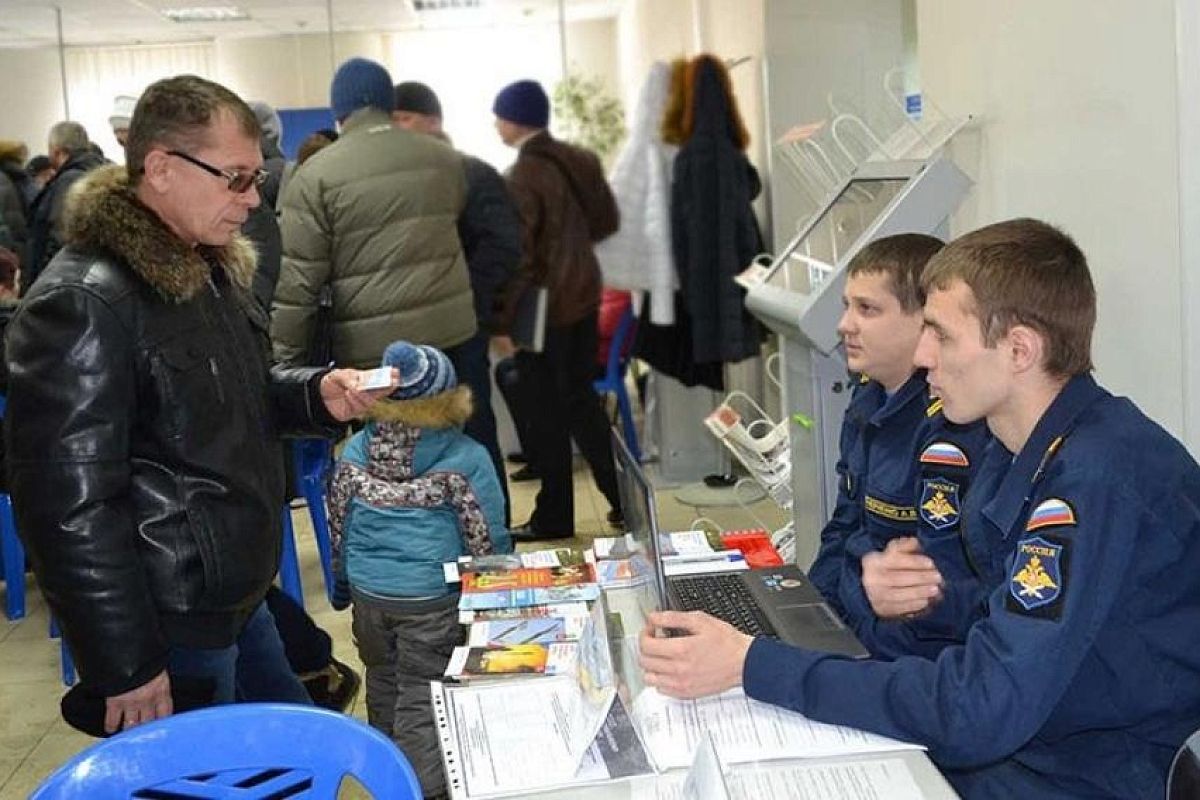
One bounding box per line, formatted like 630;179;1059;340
1;47;69;163
615;0;765;176
918;0;1190;444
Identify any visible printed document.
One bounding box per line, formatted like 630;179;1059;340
632;757;925;800
631;687;923;770
436;676;614;797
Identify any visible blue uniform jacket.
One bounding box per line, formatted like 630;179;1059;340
745;375;1200;798
808;370;990;658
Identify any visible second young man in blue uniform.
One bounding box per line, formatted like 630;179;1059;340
807;234;989;659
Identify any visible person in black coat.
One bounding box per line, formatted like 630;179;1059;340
670;55;764;366
392;80;521;523
22;121;106;295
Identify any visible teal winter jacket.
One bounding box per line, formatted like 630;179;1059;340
327;385;511;606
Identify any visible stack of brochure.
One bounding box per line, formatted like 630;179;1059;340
590;533;649;589
445;553;602;682
434;556;654;799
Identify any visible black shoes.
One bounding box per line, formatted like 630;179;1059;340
506;451;528;464
510;522;572;542
509;465;540;482
606;509;624;528
300;658;361;712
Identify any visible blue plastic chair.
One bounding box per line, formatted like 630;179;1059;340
0;490;24;621
49;615;76;686
31;703;423;799
278;506;303;605
0;393;24;621
593;306;641;462
293;438;335;599
279;438;336;607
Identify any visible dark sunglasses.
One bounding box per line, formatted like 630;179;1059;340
167;149;267;194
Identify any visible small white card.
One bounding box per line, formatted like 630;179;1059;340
359;367;394;391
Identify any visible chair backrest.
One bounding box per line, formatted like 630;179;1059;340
31;703;423;799
601;306;637;384
1169;729;1200;800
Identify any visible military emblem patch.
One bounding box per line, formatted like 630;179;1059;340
1026;497;1076;531
919;441;970;468
919;478;961;530
1008;536;1065;616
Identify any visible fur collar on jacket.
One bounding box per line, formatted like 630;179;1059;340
63;164;256;303
366;385;474;429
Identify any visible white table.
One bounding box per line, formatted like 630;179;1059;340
447;581;959;800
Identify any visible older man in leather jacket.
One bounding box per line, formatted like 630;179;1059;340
5;75;389;734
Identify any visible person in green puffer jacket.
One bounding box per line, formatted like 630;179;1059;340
271;57;476;369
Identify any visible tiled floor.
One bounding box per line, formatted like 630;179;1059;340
0;456;786;796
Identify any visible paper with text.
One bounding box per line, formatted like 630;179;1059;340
632;687;923;770
439;676;615;797
632;757;925;800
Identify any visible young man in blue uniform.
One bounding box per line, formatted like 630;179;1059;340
639;218;1200;798
806;234;989;659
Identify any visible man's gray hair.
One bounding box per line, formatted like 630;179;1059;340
48;121;90;153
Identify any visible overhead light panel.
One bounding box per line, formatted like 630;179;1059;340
412;0;482;10
162;6;250;23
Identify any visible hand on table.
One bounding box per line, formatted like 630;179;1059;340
638;610;753;699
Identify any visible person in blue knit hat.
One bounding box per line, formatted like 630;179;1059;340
328;57;394;123
327;339;511;799
491;78;624;541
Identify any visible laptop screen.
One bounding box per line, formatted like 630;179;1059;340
610;429;669;615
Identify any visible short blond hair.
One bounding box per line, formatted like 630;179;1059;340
922;218;1095;377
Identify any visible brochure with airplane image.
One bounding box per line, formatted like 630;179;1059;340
467;616;588;647
458;583;600;611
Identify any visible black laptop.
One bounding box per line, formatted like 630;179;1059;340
611;430;867;658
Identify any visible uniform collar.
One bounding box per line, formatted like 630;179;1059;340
981;373;1106;538
868;370;928;428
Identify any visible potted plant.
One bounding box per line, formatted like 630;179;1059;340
551;72;626;164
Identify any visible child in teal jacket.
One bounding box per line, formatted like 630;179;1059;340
328;340;511;798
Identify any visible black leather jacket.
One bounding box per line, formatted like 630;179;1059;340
5;165;335;695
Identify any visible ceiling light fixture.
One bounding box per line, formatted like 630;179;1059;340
412;0;482;11
162;6;250;23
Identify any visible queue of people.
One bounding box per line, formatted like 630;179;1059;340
1;55;1198;800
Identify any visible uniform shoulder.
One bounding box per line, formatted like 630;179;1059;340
917;396;990;466
1068;395;1191;466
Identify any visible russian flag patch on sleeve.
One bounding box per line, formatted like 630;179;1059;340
1026;498;1077;531
919;441;970;468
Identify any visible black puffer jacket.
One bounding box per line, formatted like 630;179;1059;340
459;154;520;332
6;165;335;695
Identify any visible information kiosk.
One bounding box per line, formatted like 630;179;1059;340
744;156;972;566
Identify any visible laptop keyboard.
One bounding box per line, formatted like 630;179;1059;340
671;574;779;638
